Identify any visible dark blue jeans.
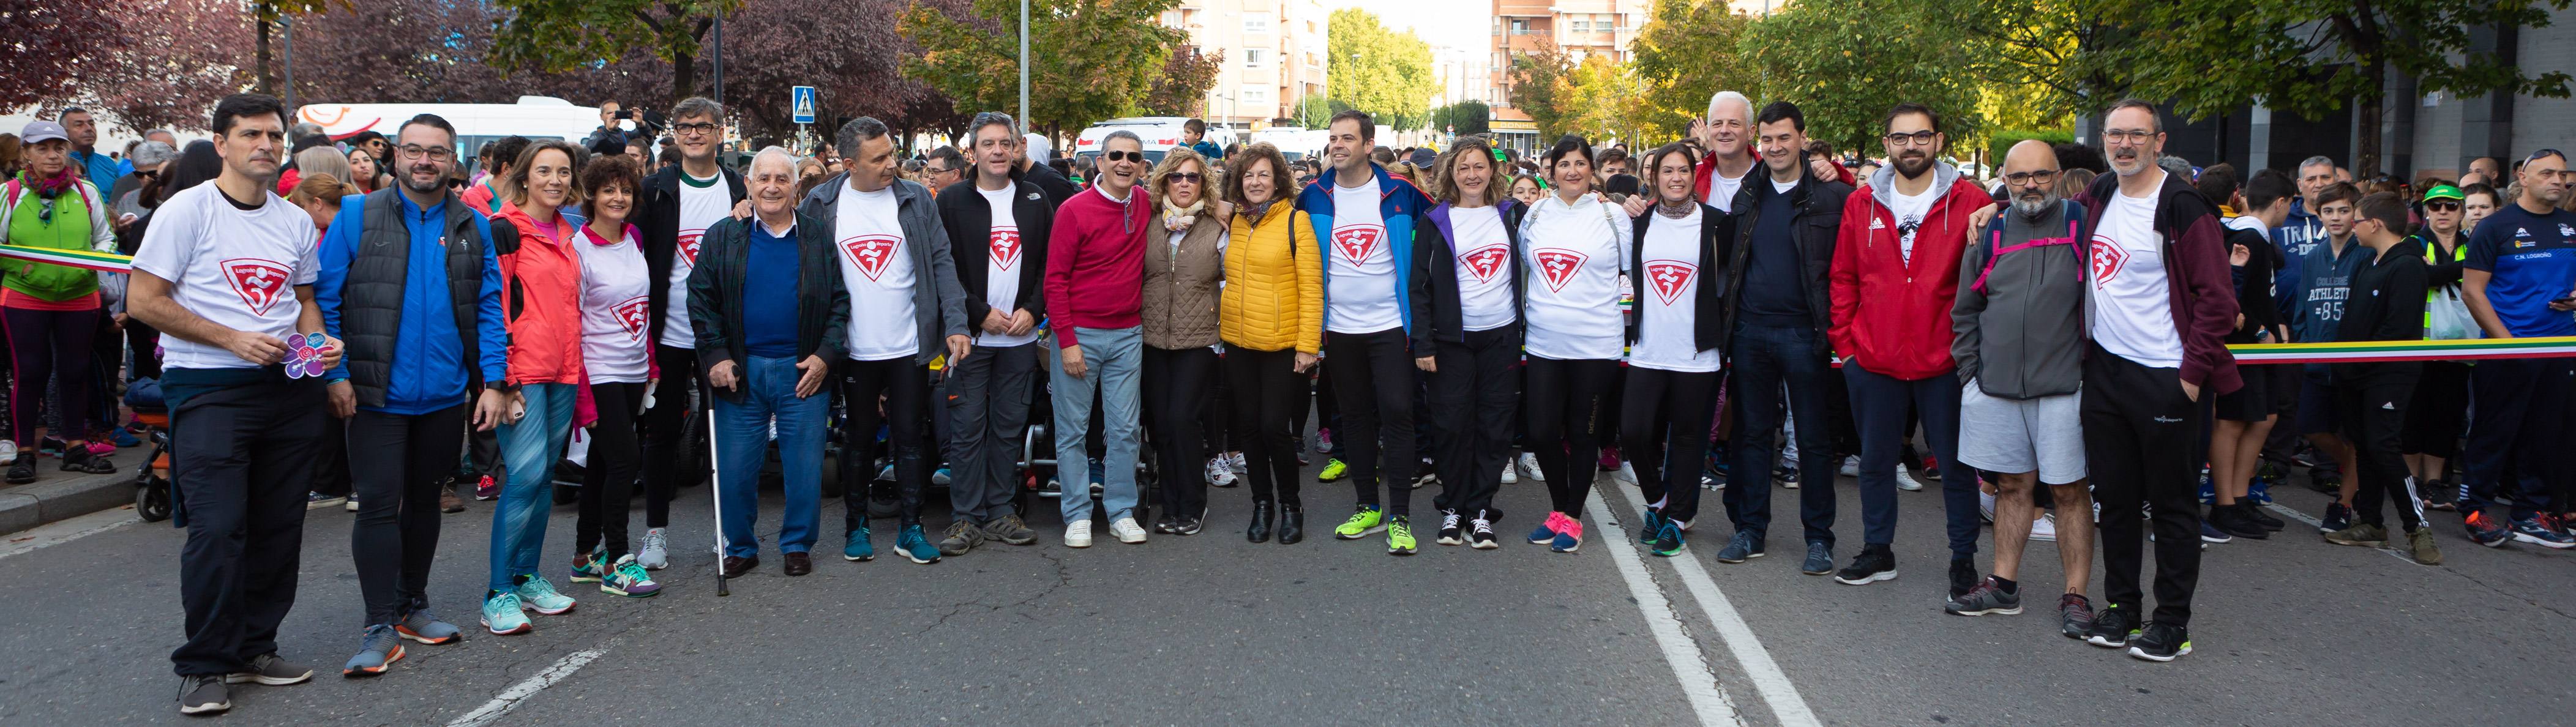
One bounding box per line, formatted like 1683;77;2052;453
1843;364;1979;556
1723;323;1838;547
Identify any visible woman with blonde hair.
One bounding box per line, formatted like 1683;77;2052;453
1407;137;1523;548
1219;143;1319;543
1138;147;1233;535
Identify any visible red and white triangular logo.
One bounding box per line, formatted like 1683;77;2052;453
1646;261;1696;307
614;296;650;341
1331;225;1384;264
676;229;704;266
1532;248;1587;293
1461;244;1510;283
841;234;903;281
222;258;292;316
989;227;1022;271
2089;234;2126;288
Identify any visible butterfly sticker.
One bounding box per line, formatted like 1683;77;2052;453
285;332;329;379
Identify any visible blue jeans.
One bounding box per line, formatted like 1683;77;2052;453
1723;323;1839;547
714;355;831;557
1048;327;1143;524
487;382;576;592
1843;363;1979;556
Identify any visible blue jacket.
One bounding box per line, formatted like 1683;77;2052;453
316;192;510;414
1295;163;1434;334
2289;235;2370;378
72;149;123;197
1188;140;1224;160
2271;197;2326;324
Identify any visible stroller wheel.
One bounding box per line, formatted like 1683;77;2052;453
136;479;173;522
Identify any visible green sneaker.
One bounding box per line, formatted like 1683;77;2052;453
1333;505;1385;539
1387;516;1417;555
2323;522;2389;547
1317;458;1349;482
2406;526;2443;565
568;546;604;583
515;575;577;615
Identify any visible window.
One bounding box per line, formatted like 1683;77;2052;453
1244;88;1270;106
1244;12;1273;34
1244;48;1270;69
1570;20;1589;32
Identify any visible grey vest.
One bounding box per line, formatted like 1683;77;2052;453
343;188;487;408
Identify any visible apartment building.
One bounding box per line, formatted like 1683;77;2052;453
1163;0;1331;129
1489;0;1650;149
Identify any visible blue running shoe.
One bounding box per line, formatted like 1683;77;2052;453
480;592;531;635
895;524;943;564
2512;516;2576;549
1715;531;1764;562
2200;520;2231;544
1800;541;1833;575
1638;508;1663;545
341;624;405;677
844;524;875;561
514;576;576;615
2466;511;2512;548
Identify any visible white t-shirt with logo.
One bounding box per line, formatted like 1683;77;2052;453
1889;181;1938;265
132;183;321;370
835;184;919;360
1631;207;1720;372
577;226;652;384
1520;192;1630;360
2089;187;2184;367
1325;176;1401;334
975;185;1038;348
1704;166;1748;214
663;171;732;348
1449;206;1516;332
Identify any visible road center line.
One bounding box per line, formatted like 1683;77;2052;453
1600;484;1825;727
446;640;616;727
0;509;141;561
1586;489;1746;727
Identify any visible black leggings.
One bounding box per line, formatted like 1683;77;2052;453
4;305;97;444
840;358;931;527
348;405;466;627
1526;356;1618;516
638;343;708;529
1620;367;1720;524
1144;346;1217;519
1226;346;1305;507
577;382;646;561
1324;328;1416;516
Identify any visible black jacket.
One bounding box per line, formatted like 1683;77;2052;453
1407;200;1526;353
636;164;746;348
937;178;1054;328
1630;202;1733;354
1024;163;1080;209
1718;163;1851;360
686;212;852;402
2329;238;2428;385
2226;225;2283;345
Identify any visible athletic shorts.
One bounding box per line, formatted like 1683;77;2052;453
2213;362;2271;422
2296;375;2338;436
1955;381;2086;485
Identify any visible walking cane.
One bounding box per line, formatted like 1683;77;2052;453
707;404;729;597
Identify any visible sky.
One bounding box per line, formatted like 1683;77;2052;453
1326;0;1491;54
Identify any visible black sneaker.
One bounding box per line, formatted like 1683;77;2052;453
1944;576;2022;616
62;446;116;474
2127;621;2193;662
4;453;33;484
2422;479;2458;512
2208;503;2269;539
1833;544;1897;585
2318;501;2352;534
1435;510;1464;546
1466;515;1499;550
2244;501;2285;531
224;654;314;685
2085;604;2138;648
1947;556;1977;598
1153;513;1179;534
2057;594;2096;639
178;674;230;715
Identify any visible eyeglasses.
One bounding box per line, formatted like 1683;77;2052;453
397;144;455;161
2003;169;2059;185
672;122;719;136
1882;130;1937;146
1167;172;1202;184
926;166;958;176
1103;150;1144;162
2102;129;2159;144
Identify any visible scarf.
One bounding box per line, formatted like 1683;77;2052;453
1239;198;1278;228
20;168;77;199
1161;196;1207;233
1655;196;1696;219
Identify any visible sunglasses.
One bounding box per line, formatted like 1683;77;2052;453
1167;172;1202;184
2426;201;2462;211
1103;150;1144;162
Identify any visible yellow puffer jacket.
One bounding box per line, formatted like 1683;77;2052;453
1220;207;1322;353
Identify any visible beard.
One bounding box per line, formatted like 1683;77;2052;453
1895;152;1932;179
2013;191;2059;218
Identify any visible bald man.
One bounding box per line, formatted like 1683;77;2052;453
1944;140;2097;632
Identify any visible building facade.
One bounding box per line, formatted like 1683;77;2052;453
1164;0;1331;129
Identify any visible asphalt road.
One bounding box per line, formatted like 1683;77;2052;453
3;450;2571;726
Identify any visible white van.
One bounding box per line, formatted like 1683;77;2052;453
296;96;606;175
1071;117;1197;166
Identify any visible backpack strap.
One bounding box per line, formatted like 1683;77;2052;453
1969;201;2084;296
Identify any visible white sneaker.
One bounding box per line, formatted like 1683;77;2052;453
1519;452;1546;482
637;528;670;570
1227;452;1248;474
1895;468;1925;492
1501;459;1519;484
1110;516;1148;544
2031;513;2058;542
1979;490;1997;523
0;439;15;461
1064;520;1094;548
1839;455;1860;478
1612;461;1638;485
1205;458;1238;487
345;496;360;512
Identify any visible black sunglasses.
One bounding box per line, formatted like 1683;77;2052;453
1103;150;1144;162
1166;172;1202;184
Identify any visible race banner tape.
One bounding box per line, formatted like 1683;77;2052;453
2225;336;2576;364
0;244;133;274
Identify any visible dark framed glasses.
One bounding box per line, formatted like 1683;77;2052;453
1104;150;1144;162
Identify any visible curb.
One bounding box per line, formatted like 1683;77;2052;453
0;461;138;536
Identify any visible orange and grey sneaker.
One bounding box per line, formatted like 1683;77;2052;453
342;625;405;677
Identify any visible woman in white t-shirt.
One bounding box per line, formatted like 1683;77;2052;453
569;157;659;599
1620;143;1730;557
1406;138;1522;550
1515;134;1633;554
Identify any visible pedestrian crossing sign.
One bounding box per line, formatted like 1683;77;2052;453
792;86;817;124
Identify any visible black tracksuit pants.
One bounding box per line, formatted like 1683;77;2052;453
347;404;467;628
1428;327;1518;520
638;343;708;529
577;382;646;561
2338;376;2423;531
2082;343;2203;628
1620;367;1718;524
1324;328;1415;516
1526;356;1618;517
170;375;327;677
840;358;932;528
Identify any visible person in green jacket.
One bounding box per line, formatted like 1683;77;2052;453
0;119;121;482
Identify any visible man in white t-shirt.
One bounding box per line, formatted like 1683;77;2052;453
629;97;745;566
129;93;340;717
934;113;1050;554
801;117;971;566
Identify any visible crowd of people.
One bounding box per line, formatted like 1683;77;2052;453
44;84;2574;715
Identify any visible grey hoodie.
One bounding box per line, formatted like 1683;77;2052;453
1951;198;2088;400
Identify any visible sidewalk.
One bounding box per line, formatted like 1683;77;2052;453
0;451;137;535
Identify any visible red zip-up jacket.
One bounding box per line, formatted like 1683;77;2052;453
492;201;586;386
1829;165;1993;380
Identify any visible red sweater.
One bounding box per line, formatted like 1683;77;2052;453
1829;171;1993;380
1044;185;1152;347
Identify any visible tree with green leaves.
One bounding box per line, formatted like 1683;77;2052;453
1145;47;1226;117
1742;0;1987;158
488;0;741;108
1326;9;1436;130
2094;0;2572;173
900;0;1186;138
1629;0;1759;136
1429;100;1491;136
1290;95;1332;128
1505;42;1574;141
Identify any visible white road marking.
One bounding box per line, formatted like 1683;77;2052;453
1600;485;1825;727
446;640;616;727
1586;490;1747;727
0;508;141;561
2263;502;2417;564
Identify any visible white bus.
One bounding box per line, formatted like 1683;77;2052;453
295;96;605;174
